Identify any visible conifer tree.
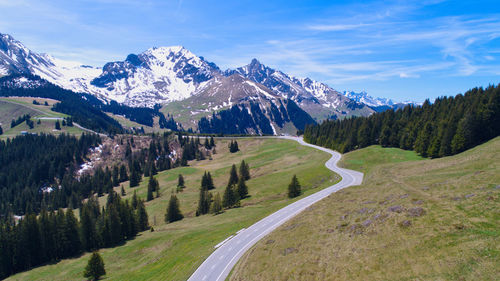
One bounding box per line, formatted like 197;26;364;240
131;190;138;209
211;192;223;215
204;137;210;149
55;120;61;130
228;164;239;186
0;125;3;135
120;186;126;196
288;175;301;198
112;166;119;187
64;208;82;256
165;194;183;223
210;136;215;148
222;183;239;208
177;174;185;189
206;172;215;190
147;175;158;202
83;252;106;281
136;199;149;231
196;190;211;216
239;160;250;180
119;164;128;182
129;165;141;188
237;177;248;199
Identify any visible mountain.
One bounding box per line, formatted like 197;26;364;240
230;59;374;120
170;72;316;134
88;46;220;107
0;32;380;134
0;33;101;93
343;90;421;112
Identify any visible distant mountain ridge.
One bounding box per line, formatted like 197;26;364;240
344;90;421;112
1;32;411;134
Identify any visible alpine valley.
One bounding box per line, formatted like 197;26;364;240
0;32;405;135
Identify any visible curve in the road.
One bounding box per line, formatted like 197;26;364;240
187;136;364;281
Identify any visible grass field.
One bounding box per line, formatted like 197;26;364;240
231;138;500;281
0;97;85;139
8;137;339;281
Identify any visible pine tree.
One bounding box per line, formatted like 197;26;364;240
228;164;239;186
204;137;210;149
147;175;158;202
237;177;248;199
210;192;223;215
136;200;149;231
229;140;240;153
206;172;215;190
80;205;99;252
131;191;138;209
129;165;141;188
222;183;239;208
177;174;185;189
288;175;301;198
210;136;215;148
119;164;128;182
112;166;119;187
120;186;126;196
165;194;183;223
239;160;250;180
64;209;82;256
83;252;106;281
196;190;211;216
0;125;3;135
55;120;61;130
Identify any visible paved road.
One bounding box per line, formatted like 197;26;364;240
187;136;364;281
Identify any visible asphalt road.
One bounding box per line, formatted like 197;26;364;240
187;136;364;281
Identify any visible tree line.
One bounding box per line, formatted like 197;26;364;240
0;191;149;280
0;133;101;217
304;85;500;157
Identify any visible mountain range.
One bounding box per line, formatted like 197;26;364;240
0;32;412;134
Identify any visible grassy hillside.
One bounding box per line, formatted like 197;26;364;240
231;138;500;281
8;138;339;281
0;97;87;139
106;112;171;134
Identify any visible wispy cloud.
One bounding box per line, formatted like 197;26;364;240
306;23;370;31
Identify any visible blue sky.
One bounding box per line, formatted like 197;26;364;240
1;0;500;102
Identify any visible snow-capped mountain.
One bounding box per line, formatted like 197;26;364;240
0;32;377;128
343;91;396;107
88;46;219;107
230;59;374;120
0;33;102;93
343;91;420;112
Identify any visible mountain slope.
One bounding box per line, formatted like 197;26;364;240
231;59;374;120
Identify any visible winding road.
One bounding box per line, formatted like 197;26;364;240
187;136;364;281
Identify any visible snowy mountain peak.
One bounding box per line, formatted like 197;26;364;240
343;91;395;107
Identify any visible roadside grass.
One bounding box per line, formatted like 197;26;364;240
230;137;500;281
8;138;339;281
